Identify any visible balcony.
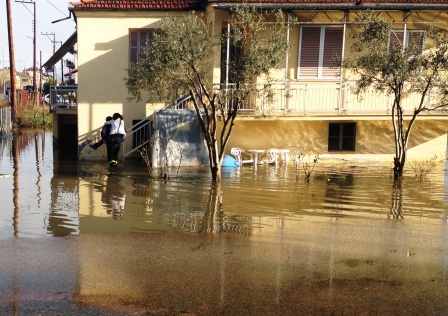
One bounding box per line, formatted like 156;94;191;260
212;82;448;117
48;85;77;111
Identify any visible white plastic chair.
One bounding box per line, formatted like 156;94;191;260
265;148;280;167
230;147;253;166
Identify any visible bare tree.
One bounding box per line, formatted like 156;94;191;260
339;11;448;179
125;7;290;182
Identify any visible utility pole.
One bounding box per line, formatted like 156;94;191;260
42;32;55;82
32;1;36;92
40;51;44;124
16;1;36;105
6;0;17;125
56;41;63;84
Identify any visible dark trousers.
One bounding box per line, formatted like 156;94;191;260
106;141;121;163
91;139;105;149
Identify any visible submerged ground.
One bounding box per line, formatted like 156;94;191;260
0;132;448;314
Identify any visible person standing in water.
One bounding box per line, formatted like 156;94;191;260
106;113;126;167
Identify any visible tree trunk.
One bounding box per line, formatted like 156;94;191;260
211;164;221;183
393;136;407;179
393;156;404;179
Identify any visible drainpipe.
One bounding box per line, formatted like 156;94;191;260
403;12;409;49
225;12;231;95
338;11;348;114
283;12;290;115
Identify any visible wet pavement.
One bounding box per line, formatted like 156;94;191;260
2;217;448;315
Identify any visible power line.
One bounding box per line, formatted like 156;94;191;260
19;2;33;15
46;0;67;16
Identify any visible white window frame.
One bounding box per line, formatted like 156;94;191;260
297;26;344;79
388;30;426;52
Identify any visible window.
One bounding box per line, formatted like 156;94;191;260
388;30;425;52
328;122;356;151
298;26;344;79
220;28;244;85
129;30;155;63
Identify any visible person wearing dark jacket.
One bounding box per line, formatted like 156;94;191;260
106;113;126;167
90;116;113;150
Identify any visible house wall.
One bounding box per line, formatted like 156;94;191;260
73;8;448;164
75;11;188;160
225;119;448;162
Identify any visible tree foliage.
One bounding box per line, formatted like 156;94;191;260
340;11;448;179
125;7;290;182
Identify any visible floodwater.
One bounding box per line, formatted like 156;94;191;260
1;131;448;315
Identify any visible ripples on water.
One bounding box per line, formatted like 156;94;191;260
0;132;447;238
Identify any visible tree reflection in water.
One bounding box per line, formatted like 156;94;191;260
389;179;404;219
200;184;222;233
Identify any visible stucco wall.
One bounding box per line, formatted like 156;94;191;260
225;119;447;163
75;12;188;160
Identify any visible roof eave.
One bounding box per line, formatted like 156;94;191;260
43;32;77;69
213;3;448;12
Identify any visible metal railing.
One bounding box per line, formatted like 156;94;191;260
122;118;153;160
119;82;448;160
213;82;447;114
49;85;77;110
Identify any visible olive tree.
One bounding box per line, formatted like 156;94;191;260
125;7;290;182
340;11;448;179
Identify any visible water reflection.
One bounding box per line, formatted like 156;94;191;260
102;174;126;220
1;131;448;238
389;179;404;219
48;163;79;236
12;135;19;237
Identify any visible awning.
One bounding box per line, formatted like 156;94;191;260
64;69;78;77
43;31;77;69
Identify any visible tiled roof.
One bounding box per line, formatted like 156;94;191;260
70;0;448;10
70;0;207;10
231;0;448;2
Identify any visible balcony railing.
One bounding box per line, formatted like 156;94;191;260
49;85;77;110
215;82;447;115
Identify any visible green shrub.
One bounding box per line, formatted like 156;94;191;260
16;108;53;129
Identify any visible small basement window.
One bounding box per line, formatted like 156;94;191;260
328;122;356;151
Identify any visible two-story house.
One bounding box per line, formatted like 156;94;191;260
51;0;448;164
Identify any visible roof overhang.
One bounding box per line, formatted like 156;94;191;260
212;3;448;12
43;32;77;69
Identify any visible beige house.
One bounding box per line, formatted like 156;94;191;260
50;0;448;164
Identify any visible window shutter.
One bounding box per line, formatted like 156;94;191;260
389;30;404;50
299;27;321;78
408;31;425;52
129;30;154;63
322;28;343;78
130;31;138;63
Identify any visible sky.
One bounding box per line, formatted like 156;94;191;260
1;0;76;77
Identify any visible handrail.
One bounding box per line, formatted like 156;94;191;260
165;94;192;109
122;93;192;160
122;116;153;161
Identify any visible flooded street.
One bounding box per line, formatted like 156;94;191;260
1;132;448;315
